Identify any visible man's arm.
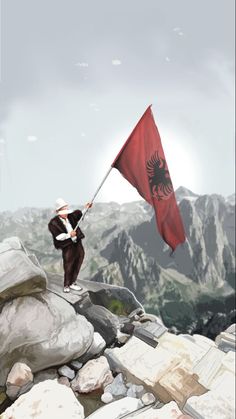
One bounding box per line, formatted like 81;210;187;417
56;232;71;241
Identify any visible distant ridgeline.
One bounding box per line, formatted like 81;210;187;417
0;187;235;337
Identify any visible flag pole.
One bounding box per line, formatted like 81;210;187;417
75;166;113;228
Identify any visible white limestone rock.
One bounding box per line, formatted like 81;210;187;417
126;401;192;418
1;379;85;419
0;291;94;386
86;397;143;419
184;390;234;419
71;356;113;393
105;336;182;392
192;346;225;388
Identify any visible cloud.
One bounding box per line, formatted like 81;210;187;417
112;59;122;66
165;56;171;62
173;27;184;36
75;62;89;67
0;138;5;144
27;135;38;142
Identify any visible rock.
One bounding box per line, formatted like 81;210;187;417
6;362;33;400
58;365;75;380
136;320;167;340
0;237;47;303
58;376;71;387
157;365;207;406
1;379;85;419
126;384;144;399
139;313;164;324
71;356;113;393
192;346;226;388
0;291;94;386
34;368;58;384
105;336;182;396
128;308;145;321
79;278;144;316
117;330;130;344
75;296;119;345
126;401;192;418
77;332;106;364
104;373;127;398
183;390;235;419
157;331;212;365
141;392;156;405
85;397;143;419
215;330;236;352
101;392;113;403
70;360;83;371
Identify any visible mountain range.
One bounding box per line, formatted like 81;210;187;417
0;186;235;337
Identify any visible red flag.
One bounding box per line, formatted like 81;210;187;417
112;105;185;251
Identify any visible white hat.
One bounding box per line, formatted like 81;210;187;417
55;198;68;211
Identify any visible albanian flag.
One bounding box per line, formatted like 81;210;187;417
112;105;186;251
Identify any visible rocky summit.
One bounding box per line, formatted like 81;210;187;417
0;235;235;418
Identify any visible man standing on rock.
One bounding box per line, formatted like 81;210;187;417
48;198;92;293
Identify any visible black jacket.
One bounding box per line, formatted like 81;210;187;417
48;210;85;250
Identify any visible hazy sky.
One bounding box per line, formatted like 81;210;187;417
0;0;235;211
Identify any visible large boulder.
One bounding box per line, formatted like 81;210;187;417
0;237;46;303
0;291;94;386
1;379;85;419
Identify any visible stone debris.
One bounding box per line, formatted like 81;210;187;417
141;392;156;405
57;376;71;387
104;373;127;397
127;384;145;399
70;360;83;371
71;356;113;393
1;379;85;419
6;362;33;401
101;392;114;403
58;365;75;380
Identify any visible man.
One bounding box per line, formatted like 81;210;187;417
48;198;92;293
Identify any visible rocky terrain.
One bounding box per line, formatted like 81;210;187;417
0;237;235;418
0;187;235;337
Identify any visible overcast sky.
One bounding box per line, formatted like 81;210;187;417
0;0;235;211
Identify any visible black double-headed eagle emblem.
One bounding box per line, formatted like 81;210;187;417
146;151;173;200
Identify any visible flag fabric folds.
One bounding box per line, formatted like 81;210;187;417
112;105;186;251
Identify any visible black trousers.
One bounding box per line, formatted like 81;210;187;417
62;240;85;287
